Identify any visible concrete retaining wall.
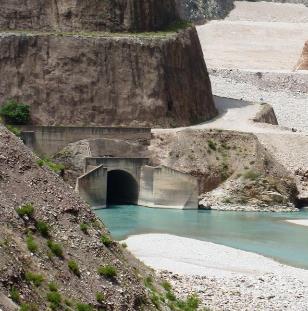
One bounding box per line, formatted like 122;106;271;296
20;126;151;156
76;165;107;209
139;165;199;209
76;160;199;210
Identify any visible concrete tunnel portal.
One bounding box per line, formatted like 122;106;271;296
106;169;139;205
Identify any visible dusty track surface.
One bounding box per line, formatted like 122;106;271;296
197;1;308;70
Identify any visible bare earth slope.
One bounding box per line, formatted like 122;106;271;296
0;126;153;310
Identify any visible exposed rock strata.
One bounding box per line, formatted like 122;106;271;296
0;28;216;127
295;41;308;70
0;126;157;310
0;0;177;32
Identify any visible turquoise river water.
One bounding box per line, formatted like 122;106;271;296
96;205;308;270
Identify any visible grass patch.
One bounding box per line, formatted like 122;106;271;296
16;203;34;217
96;292;105;304
98;265;117;279
48;282;58;292
243;170;260;181
36;221;49;238
80;222;89;234
26;234;38;253
68;260;81;277
47;240;64;258
76;303;94;311
20;304;39;311
10;287;20;303
37;157;64;174
100;234;112;247
207;140;217;151
25;272;44;287
47;291;62;310
5;124;21;136
162;281;172;292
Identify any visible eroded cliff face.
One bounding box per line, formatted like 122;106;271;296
0;0;177;32
296;41;308;70
0;28;216;127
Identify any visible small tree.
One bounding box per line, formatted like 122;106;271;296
0;100;30;124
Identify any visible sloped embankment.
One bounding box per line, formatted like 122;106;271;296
0;126;153;310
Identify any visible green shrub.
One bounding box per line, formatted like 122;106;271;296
97;265;117;278
150;293;161;309
176;294;200;310
10;287;20;303
26;234;38;253
162;281;172;292
16;203;34;217
47;291;62;309
36;221;49;238
243;170;260;181
37;158;65;174
96;292;105;304
47;240;64;258
76;303;94;311
20;303;39;311
80;223;89;234
0;100;30;124
144;275;154;289
166;291;176;302
48;282;58;292
208;140;216;151
25;272;44;287
68;260;80;277
100;235;112;247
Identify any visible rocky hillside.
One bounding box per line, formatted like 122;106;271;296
0;28;216;127
0;0;177;32
296;41;308;70
150;129;298;210
0;126;158;310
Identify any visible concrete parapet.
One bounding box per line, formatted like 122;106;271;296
20;126;151;156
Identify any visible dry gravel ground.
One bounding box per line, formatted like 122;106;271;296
197;1;308;70
126;234;308;311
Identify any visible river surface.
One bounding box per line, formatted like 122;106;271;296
96;205;308;270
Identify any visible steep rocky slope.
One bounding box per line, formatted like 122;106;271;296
0;28;216;127
0;126;157;310
296;41;308;70
0;0;177;32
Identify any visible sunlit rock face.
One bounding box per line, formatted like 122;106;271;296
296;41;308;70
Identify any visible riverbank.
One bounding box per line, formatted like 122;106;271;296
125;234;308;310
286;219;308;226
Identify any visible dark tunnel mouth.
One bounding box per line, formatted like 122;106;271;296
106;169;139;206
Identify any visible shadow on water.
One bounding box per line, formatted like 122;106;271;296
95;205;308;270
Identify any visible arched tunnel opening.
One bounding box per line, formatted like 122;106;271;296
106;170;139;205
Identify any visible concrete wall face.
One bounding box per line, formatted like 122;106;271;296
139;166;199;209
76;165;107;209
20;126;151;156
77;159;198;210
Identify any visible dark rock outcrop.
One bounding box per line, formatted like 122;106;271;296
175;0;234;23
0;0;177;32
0;28;217;127
295;41;308;70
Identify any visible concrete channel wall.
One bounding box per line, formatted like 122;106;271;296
20;126;151;156
77;159;199;210
139;166;199;209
